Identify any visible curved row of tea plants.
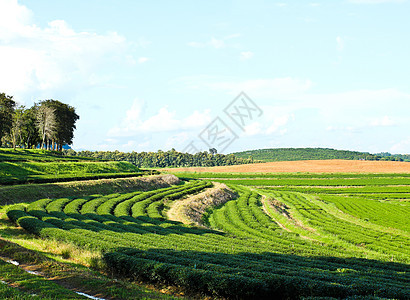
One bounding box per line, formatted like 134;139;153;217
6;180;409;299
318;194;410;232
263;191;408;260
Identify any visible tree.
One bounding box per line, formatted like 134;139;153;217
0;93;16;146
10;106;26;149
38;100;79;150
209;148;217;155
22;106;41;149
36;105;57;150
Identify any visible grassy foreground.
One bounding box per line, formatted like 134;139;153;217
0;175;184;299
2;173;408;299
0;238;178;299
0;148;408;299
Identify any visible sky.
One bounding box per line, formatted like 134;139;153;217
1;0;409;154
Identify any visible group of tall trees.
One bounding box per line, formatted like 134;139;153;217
0;92;79;150
64;148;254;168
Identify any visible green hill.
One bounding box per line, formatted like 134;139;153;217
0;148;94;162
0;148;147;185
232;147;408;162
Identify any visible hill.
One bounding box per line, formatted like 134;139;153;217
0;148;94;162
0;148;149;185
232;147;408;162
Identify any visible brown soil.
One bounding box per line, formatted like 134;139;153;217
164;159;410;173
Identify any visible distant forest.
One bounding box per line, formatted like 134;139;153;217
64;149;254;168
233;148;410;162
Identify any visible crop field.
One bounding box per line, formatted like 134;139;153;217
3;171;409;299
0;161;151;185
165;159;410;173
0;148;156;185
0;148;94;162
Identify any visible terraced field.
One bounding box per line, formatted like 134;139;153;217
0;148;158;185
5;173;409;299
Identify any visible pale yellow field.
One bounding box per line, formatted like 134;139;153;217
164;159;410;173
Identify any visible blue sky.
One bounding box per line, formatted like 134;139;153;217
1;0;409;154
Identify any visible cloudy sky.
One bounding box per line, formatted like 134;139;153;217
1;0;409;154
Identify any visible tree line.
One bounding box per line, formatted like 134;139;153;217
0;92;79;150
63;149;255;168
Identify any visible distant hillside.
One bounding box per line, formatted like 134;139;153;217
232;148;409;162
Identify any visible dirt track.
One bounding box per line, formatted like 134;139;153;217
164;159;410;173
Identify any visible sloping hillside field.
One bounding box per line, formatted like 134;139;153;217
4;170;409;299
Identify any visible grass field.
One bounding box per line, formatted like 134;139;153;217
1;152;409;299
0;174;182;299
0;148;94;162
2;171;408;298
0;148;152;185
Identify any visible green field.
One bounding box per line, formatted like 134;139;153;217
0;148;94;162
3;172;409;299
0;148;151;185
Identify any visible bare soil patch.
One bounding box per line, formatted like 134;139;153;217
165;159;410;173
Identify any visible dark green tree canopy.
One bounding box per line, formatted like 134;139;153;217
0;93;16;146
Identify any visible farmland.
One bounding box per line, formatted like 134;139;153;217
0;148;155;185
0;150;409;299
164;159;410;173
1;167;408;298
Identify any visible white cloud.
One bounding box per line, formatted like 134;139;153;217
240;112;293;137
369;116;397;127
108;99;212;137
137;57;149;64
243;122;263;136
390;137;410;154
184;109;212;127
336;36;344;51
165;132;190;149
0;0;129;103
240;51;254;60
266;114;292;134
210;37;225;49
173;76;410;150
